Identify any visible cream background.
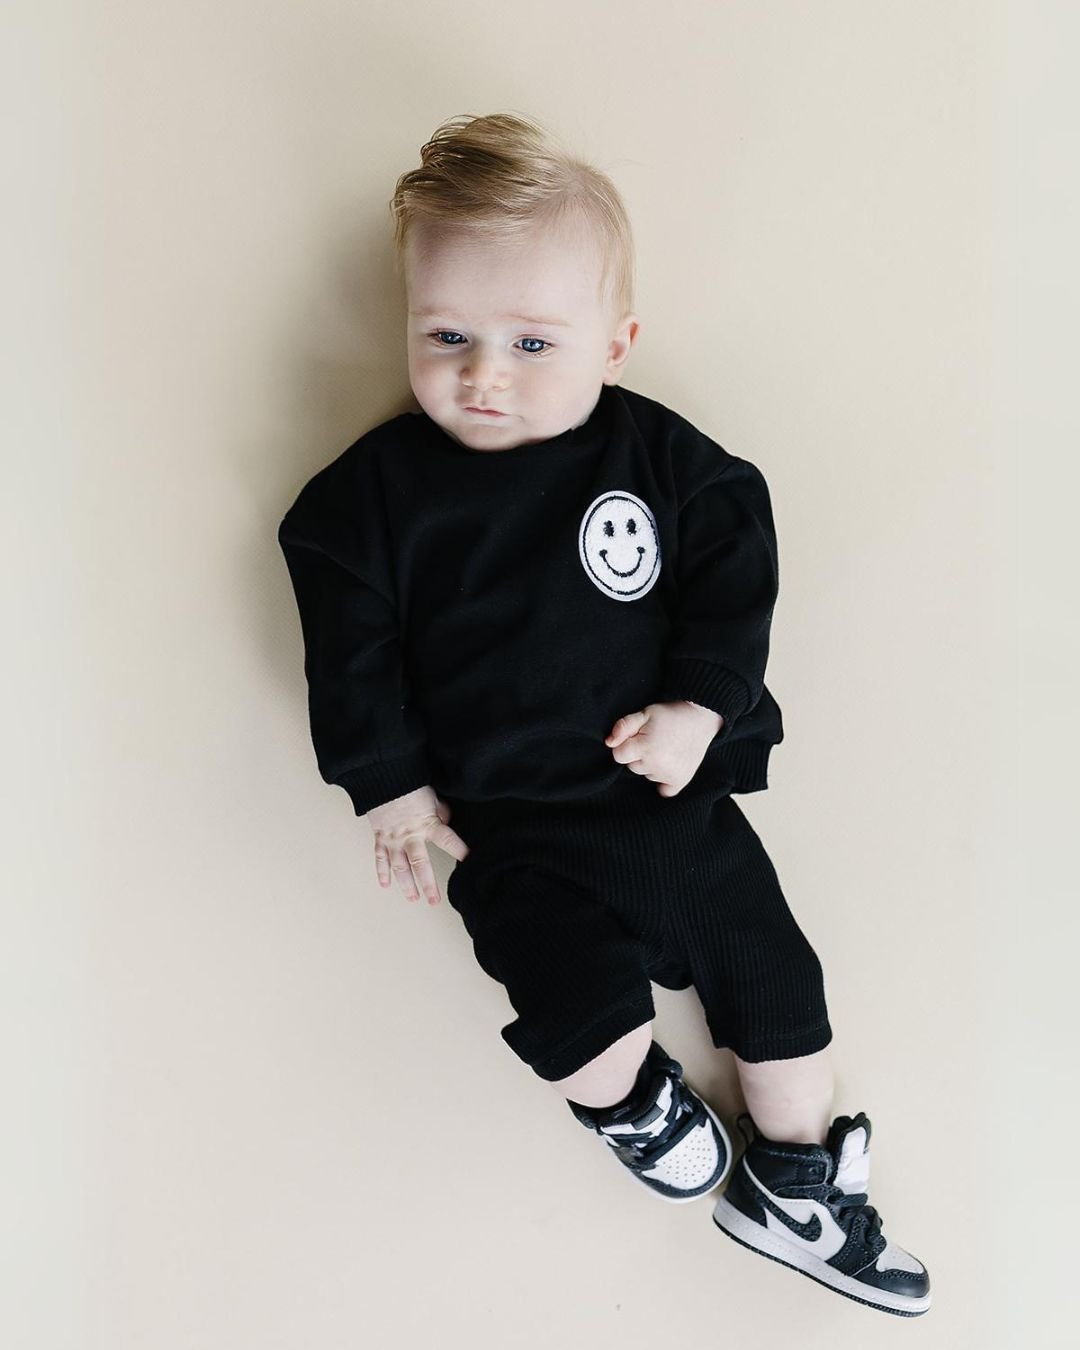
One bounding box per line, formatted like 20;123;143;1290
6;1;1073;1346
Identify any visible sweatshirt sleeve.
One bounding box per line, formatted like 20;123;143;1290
654;453;779;746
277;446;433;816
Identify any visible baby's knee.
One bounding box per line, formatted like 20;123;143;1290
548;1019;653;1106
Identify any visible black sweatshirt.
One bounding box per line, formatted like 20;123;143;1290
277;382;785;816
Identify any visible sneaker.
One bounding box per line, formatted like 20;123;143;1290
567;1040;732;1203
712;1111;931;1316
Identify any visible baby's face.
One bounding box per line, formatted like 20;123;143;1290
404;218;638;452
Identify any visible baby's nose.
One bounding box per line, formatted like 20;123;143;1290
462;349;506;389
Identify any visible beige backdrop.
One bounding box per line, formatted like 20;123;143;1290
6;1;1073;1346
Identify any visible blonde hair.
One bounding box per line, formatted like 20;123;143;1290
388;112;636;324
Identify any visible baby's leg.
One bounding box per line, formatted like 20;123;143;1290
549;1020;654;1107
733;1044;835;1145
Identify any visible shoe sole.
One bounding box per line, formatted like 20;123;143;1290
712;1194;932;1316
611;1085;734;1204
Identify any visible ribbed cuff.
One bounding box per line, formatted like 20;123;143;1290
705;737;774;793
332;748;433;816
655;658;753;742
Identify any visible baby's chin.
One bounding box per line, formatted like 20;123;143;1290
442;412;528;452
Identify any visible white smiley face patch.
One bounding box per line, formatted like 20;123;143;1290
578;490;662;601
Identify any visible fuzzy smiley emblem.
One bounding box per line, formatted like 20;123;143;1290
578;490;662;601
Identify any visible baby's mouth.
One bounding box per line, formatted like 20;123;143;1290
599;546;645;578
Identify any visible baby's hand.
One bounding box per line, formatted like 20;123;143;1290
363;785;469;906
605;701;724;798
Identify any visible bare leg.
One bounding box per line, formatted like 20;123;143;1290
733;1045;835;1145
549;1020;654;1108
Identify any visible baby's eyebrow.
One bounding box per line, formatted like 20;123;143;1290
410;309;572;328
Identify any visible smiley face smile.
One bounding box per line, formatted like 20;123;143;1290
599;546;646;578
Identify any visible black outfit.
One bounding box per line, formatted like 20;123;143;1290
441;773;831;1078
278;383;832;1077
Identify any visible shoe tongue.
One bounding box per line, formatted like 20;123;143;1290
599;1074;675;1139
827;1114;872;1195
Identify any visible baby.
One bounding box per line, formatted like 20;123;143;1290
277;112;930;1318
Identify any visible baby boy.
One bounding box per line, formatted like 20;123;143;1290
277;112;930;1318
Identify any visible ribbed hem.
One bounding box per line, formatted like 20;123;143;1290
517;992;657;1082
655;658;753;738
332;749;433;816
723;1018;834;1064
444;738;777;835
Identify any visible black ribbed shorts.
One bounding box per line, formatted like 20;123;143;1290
442;769;832;1081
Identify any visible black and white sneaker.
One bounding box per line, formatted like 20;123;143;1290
712;1111;931;1317
567;1040;732;1203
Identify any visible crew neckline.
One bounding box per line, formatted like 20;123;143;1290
420;383;617;461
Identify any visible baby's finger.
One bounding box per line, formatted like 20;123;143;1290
606;708;649;746
390;846;421;903
406;842;442;906
431;824;470;863
609;734;642;765
373;835;392;888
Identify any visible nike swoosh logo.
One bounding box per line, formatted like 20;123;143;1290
758;1191;822;1241
741;1159;847;1260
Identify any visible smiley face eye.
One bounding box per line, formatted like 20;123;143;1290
603;517;640;537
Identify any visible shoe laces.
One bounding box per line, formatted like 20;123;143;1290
603;1072;706;1166
826;1185;884;1245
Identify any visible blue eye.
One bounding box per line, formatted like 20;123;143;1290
428;330;552;356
